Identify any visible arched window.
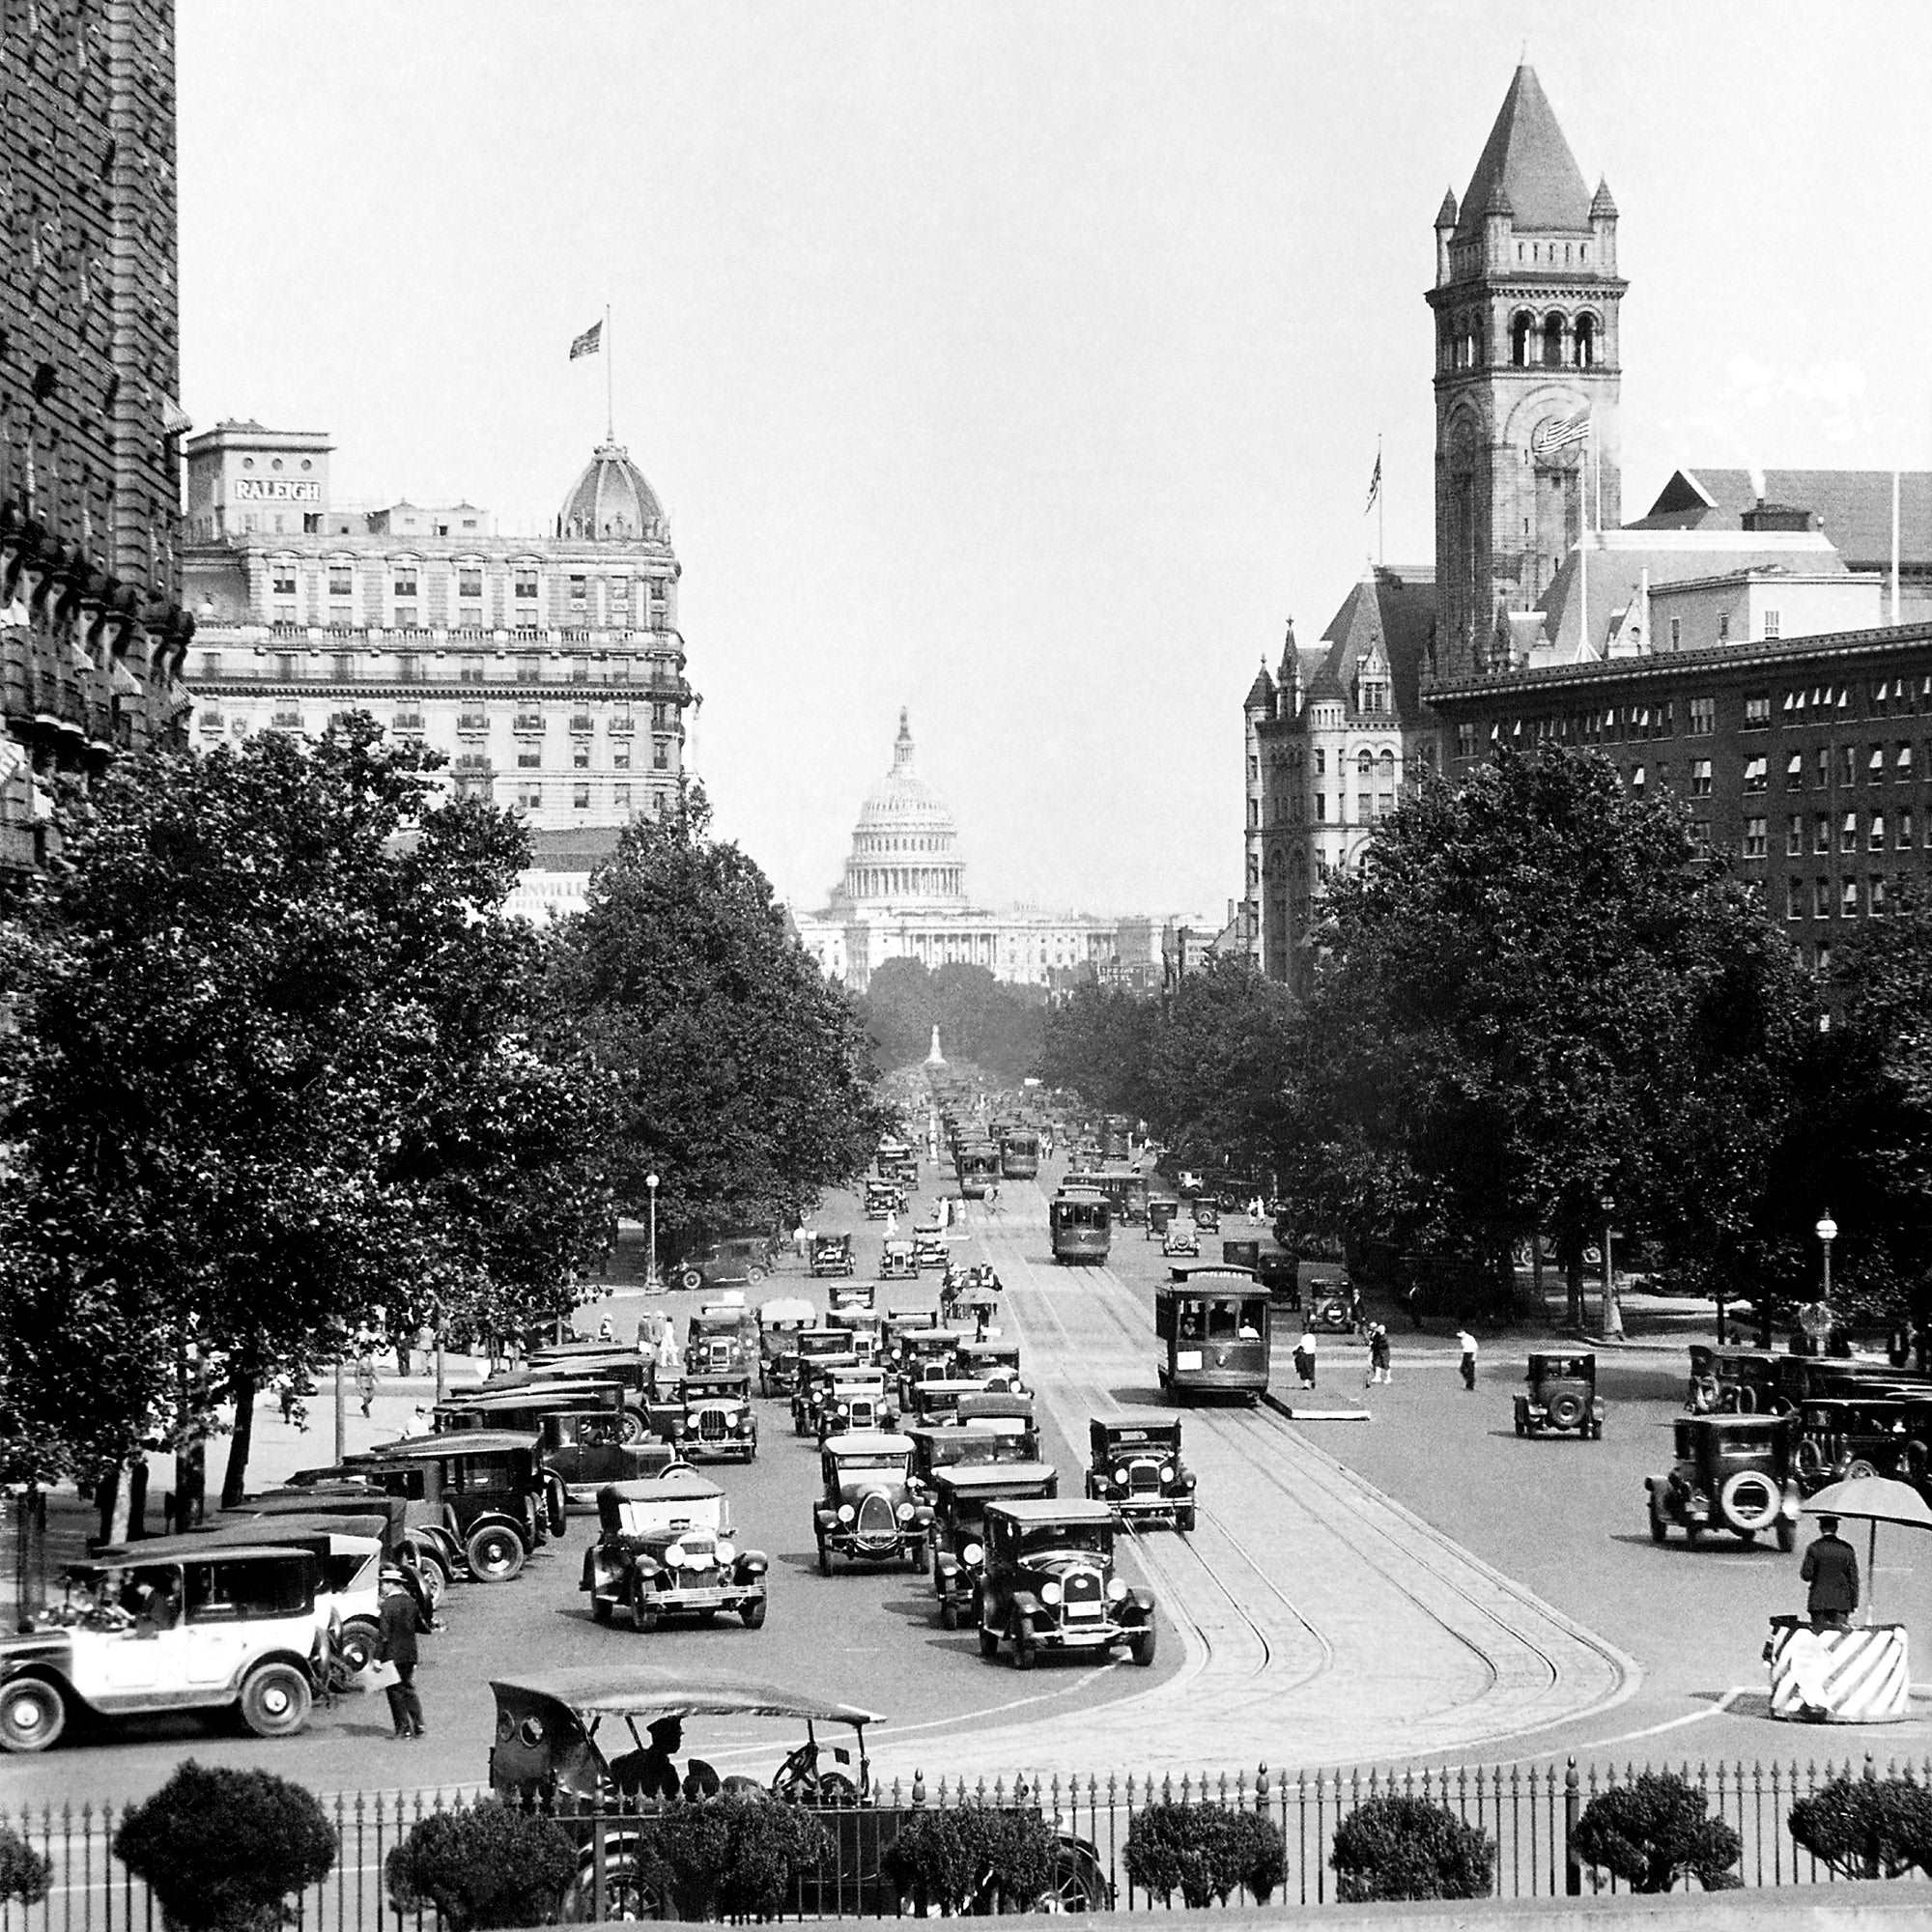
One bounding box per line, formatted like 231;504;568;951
1511;311;1533;367
1574;314;1597;368
1378;751;1396;782
1356;750;1373;781
1541;314;1564;367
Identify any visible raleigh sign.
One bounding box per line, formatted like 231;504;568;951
233;477;322;502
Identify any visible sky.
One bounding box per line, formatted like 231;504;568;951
176;1;1932;920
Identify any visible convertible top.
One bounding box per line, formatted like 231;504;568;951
756;1297;816;1327
931;1462;1056;1493
598;1475;723;1506
492;1667;878;1727
358;1430;538;1460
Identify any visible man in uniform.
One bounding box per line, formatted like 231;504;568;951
1801;1514;1860;1631
611;1715;684;1799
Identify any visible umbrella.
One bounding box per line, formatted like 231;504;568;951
1803;1476;1932;1624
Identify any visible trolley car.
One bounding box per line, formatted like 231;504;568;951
955;1145;1001;1200
1000;1127;1041;1181
1049;1188;1111;1266
1154;1267;1269;1404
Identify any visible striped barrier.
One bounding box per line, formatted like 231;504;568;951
1767;1614;1911;1721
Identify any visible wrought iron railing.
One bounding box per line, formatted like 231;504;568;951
5;1751;1929;1927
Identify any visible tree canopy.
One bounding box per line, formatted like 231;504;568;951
857;958;1044;1078
546;784;892;1245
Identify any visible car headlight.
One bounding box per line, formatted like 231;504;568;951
1041;1581;1064;1605
838;1504;855;1523
836;1403;849;1416
1106;1577;1128;1602
1159;1464;1175;1482
962;1542;983;1567
895;1502;915;1522
1114;1465;1128;1484
715;1540;735;1565
665;1544;686;1569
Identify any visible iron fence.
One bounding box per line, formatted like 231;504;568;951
5;1750;1930;1927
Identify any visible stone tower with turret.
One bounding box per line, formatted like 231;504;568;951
1427;64;1625;681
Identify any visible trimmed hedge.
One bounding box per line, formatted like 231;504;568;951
1123;1803;1287;1908
385;1804;579;1930
1329;1794;1494;1903
1572;1772;1742;1892
113;1763;336;1932
1789;1772;1932;1881
882;1804;1062;1915
0;1825;52;1908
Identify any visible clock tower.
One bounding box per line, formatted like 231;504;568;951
1428;65;1625;680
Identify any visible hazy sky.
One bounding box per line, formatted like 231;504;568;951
177;1;1932;918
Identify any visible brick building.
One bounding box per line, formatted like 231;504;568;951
1;0;195;869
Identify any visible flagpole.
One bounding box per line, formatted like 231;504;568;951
1378;433;1384;569
1578;448;1588;660
605;302;613;442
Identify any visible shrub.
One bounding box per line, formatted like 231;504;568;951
384;1803;579;1930
1572;1773;1742;1892
1789;1772;1932;1880
617;1797;830;1920
882;1804;1063;1915
1329;1794;1494;1903
114;1762;337;1932
1123;1803;1289;1908
0;1824;52;1907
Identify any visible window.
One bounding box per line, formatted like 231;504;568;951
332;653;355;682
1814;878;1832;919
1817;750;1832;789
1629;764;1646;795
1691;819;1711;853
271;567;297;598
574;784;590;810
1870;813;1886;850
515;658;541;683
519;784;542;810
1786;876;1804;920
459;657;485;684
458;569;482;600
1314;793;1326;821
570;658;590;684
328;566;354;598
573;741;590;770
1355;792;1371;822
1870;747;1887;783
396;654;422;681
1744;757;1767;793
1670;618;1682;650
517;749;542;769
1247;799;1259;829
1841;811;1859;853
514;569;538;601
1656;701;1674;738
1655;764;1669;794
1839;747;1858;786
514;712;544;735
568;576;587;604
1785;688;1806;721
393;566;417;599
1899;743;1915;782
1742;817;1767;859
613;783;632;810
612;746;630;770
1744;693;1771;731
1816;942;1833;975
1872;876;1889;917
1786;753;1804;789
1690;759;1713;797
1315;751;1326;777
1903;809;1916;847
1813;813;1831;853
1764;609;1780;639
1842;879;1860;917
653;739;669;771
1718;611;1730;642
1689;696;1715;737
199;652;222;679
1786;814;1804;857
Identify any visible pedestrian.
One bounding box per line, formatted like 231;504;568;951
1369;1323;1392;1385
793;1220;810;1264
597;1316;615;1343
885;1208;898;1238
1293;1324;1317;1391
1801;1513;1860;1632
400;1404;430;1439
986;1180;1001;1213
1455;1327;1478;1392
354;1350;377;1419
1249;1195;1264;1225
376;1568;427;1740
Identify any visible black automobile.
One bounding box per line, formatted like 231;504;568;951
812;1433;933;1577
671;1371;760;1463
975;1499;1155;1669
810;1234;856;1278
1792;1396;1932;1493
930;1463;1059;1630
1084;1418;1195;1530
1514;1353;1605;1439
1645;1414;1802;1548
580;1475;769;1632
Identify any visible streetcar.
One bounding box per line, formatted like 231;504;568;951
955;1144;1001;1200
1064;1167;1149;1227
1154;1268;1269;1404
1049;1188;1111;1265
1000;1127;1041;1181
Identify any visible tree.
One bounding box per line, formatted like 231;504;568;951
1571;1772;1742;1892
1295;749;1810;1314
1038;983;1157;1120
0;720;616;1498
1788;1770;1932;1880
385;1803;580;1930
1329;1794;1493;1902
548;783;892;1245
858;959;1045;1079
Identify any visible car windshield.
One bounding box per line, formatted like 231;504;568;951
800;1336;847;1357
1018;1523;1109;1559
834;1454;908;1476
1719;1435;1776;1457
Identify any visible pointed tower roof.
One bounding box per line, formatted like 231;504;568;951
1454;64;1593;242
1243;658;1276;711
1435;186;1460;228
1590;176;1618;219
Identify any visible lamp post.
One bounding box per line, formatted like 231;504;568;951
646;1174;662;1293
1600;1194;1624;1341
1817;1209;1837;1316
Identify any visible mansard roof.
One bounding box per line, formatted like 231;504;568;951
1454;64;1594;242
1306;566;1436;720
1634;469;1932;571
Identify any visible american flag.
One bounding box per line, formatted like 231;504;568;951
568;320;603;361
1532;407;1591;455
1364;451;1381;514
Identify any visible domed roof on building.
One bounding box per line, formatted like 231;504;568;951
856;709;959;840
559;440;668;543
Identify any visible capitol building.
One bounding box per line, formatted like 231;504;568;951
792;711;1141;991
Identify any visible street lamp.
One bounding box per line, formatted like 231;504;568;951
1600;1194;1625;1341
1816;1210;1837;1305
645;1174;663;1293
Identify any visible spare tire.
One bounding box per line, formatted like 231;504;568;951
1547;1391;1586;1431
1719;1468;1780;1533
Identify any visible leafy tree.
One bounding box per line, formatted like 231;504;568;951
1124;1803;1288;1907
0;720;616;1497
548;783;892;1245
1788;1771;1932;1880
1038;982;1156;1120
385;1803;580;1930
1329;1795;1493;1902
1295;749;1810;1314
1571;1772;1741;1892
858;959;1045;1079
114;1762;336;1932
0;1824;52;1908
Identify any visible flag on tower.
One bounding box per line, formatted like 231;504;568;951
568;320;603;361
1364;450;1381;514
1532;406;1592;455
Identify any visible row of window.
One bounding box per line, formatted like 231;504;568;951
227;652;676;688
450;780;668;816
1652;745;1925;797
268;564;669;604
1784;875;1905;921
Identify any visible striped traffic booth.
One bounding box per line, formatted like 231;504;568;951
1767;1615;1911;1722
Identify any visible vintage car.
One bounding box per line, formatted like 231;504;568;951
1308;1283;1360;1333
755;1297;818;1399
0;1544;324;1751
955;1392;1040;1452
864;1178;904;1220
813;1433;933;1576
1160;1220;1200;1259
1146;1197;1179;1238
1191;1199;1221;1233
825;1308;882;1364
542;1410;679;1503
975;1499;1156;1669
230;1486;460;1606
1085;1418;1195;1530
896;1328;975;1408
581;1476;768;1632
791;1341;863;1435
338;1431;561;1581
906;1418;1042;1496
879;1309;936;1366
1515;1353;1606;1439
816;1367;897;1441
1646;1414;1803;1548
903;1378;999;1428
1792;1396;1932;1492
810;1233;856;1278
912;1233;950;1271
676;1236;775;1294
486;1668;1109;1918
953;1339;1024;1391
930;1463;1060;1629
1254;1246;1301;1309
671;1371;760;1463
828;1281;878;1315
881;1236;919;1281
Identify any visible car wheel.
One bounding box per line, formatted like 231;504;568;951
239;1662;312;1739
1846;1458;1882;1481
741;1596;767;1630
1647;1492;1669;1545
592;1594;613;1625
679;1266;704;1293
1719;1469;1781;1535
0;1677;66;1753
466;1524;526;1583
978;1620;1000;1661
1035;1841;1109;1913
546;1473;569;1538
940;1597;958;1631
1012;1615;1037;1670
617;1409;647;1446
1547;1392;1585;1431
817;1539;833;1577
748;1265;768;1283
1514;1410;1526;1438
1128;1620;1156;1666
632;1582;661;1634
1177;1507;1196;1534
910;1538;929;1576
563;1851;669;1923
334;1616;381;1673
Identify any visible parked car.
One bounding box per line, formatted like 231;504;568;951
1161;1221;1200;1259
913;1233;950;1270
581;1475;769;1631
1792;1396;1932;1493
1085;1418;1195;1530
813;1434;933;1576
676;1236;774;1293
881;1237;919;1281
1645;1414;1803;1548
336;1431;560;1582
975;1500;1155;1669
930;1463;1060;1629
1;1544;324;1752
756;1297;818;1398
810;1234;856;1278
672;1371;759;1463
1515;1353;1605;1439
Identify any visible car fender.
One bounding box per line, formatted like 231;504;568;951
0;1637;75;1690
734;1551;770;1579
812;1506;837;1533
462;1508;528;1544
1009;1590;1044;1619
226;1646;315;1698
934;1553;961;1587
580;1548;602;1593
1124;1588;1157;1618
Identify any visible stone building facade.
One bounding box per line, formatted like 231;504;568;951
182;423;696;835
0;0;195;870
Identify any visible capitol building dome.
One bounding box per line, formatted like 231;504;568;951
829;709;968;910
558;440;668;543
